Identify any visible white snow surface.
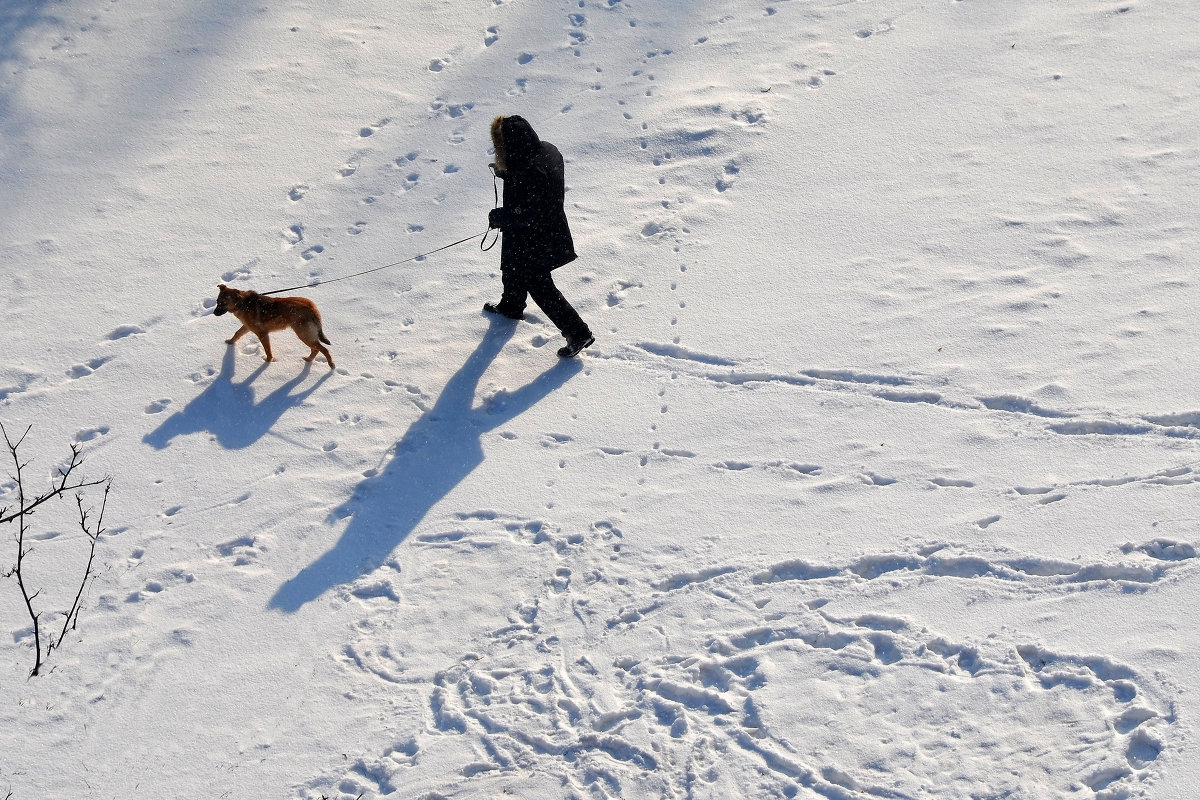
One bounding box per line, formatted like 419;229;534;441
2;1;1199;798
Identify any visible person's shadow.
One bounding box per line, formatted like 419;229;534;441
269;316;581;612
143;346;332;450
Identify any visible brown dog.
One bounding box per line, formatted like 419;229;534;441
214;284;335;369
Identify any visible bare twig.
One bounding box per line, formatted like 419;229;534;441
54;482;110;652
3;423;43;676
0;432;106;526
1;423;112;677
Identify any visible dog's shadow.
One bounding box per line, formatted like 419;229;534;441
143;346;332;450
269;316;581;613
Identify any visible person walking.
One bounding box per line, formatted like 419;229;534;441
484;115;595;358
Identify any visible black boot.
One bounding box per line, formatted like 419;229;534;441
483;302;523;321
557;333;595;358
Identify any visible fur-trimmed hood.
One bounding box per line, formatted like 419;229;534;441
490;115;541;176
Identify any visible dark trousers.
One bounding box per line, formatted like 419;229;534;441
497;269;591;340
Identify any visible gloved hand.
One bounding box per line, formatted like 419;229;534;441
488;208;507;230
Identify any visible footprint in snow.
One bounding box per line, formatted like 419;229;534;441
1120;539;1196;561
125;570;194;603
282;224;303;247
357;118;390;137
318;517;1180;800
216;535;262;568
931;476;975;488
106;324;145;340
66;357;112;379
74;425;109;442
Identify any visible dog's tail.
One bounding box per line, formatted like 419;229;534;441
319;328;331;345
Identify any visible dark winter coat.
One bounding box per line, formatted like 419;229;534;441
489;116;577;274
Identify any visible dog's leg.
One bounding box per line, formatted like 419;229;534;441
255;332;275;362
297;324;335;369
225;324;249;345
306;343;335;369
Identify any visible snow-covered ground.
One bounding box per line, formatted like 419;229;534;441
2;1;1199;797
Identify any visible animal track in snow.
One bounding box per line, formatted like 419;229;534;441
0;369;38;402
357;118;390;137
429;99;475;119
1121;538;1197;561
145;398;171;414
1143;411;1200;429
344;575;401;604
323;531;1181;798
876;388;942;405
125;569;195;603
1051;420;1156;437
605;278;643;308
715;162;739;192
397;170;420;192
221;259;256;282
855;21;896;39
609;343;1200;444
215;535;264;568
1007;466;1200;507
282;224;304;247
74;425;109;443
930;476;975;488
106;324;145;340
980;394;1073;418
66;357;111;379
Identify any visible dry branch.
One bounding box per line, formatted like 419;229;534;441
1;423;112;677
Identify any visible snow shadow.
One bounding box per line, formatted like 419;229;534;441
269;316;581;612
142;345;331;450
0;1;51;119
0;1;50;62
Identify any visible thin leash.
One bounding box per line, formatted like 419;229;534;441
257;168;503;297
260;228;494;297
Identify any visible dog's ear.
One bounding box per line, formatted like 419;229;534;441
218;283;227;290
